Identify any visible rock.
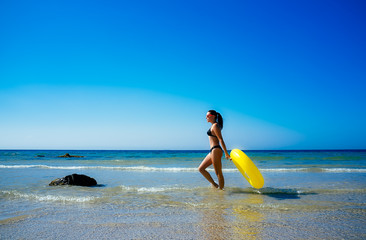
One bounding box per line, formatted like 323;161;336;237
36;155;45;157
58;153;84;158
49;174;97;186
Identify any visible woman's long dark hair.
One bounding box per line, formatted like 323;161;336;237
208;110;223;129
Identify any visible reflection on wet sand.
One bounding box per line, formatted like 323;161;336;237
232;193;264;240
197;189;265;240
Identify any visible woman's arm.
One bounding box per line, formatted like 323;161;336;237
212;124;231;160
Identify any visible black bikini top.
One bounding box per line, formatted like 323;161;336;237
207;128;217;138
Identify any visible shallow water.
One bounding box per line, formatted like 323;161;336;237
1;150;366;239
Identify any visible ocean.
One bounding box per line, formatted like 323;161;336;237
1;150;365;239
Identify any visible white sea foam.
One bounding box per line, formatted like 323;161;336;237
1;164;365;173
261;168;366;173
0;164;45;168
1;190;96;203
322;168;366;173
0;164;234;172
260;168;307;172
118;185;190;193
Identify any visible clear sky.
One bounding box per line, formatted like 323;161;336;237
1;0;365;150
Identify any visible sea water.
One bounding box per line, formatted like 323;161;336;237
1;150;366;239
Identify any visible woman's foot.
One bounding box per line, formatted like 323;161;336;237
211;182;219;188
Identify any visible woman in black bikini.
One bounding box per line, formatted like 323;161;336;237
198;110;230;190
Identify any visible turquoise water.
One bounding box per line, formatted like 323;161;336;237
1;150;366;239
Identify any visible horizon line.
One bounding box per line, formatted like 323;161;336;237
1;148;365;151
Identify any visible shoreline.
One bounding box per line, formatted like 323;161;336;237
1;149;366;152
1;150;365;239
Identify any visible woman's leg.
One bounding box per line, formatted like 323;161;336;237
198;153;218;188
211;148;224;190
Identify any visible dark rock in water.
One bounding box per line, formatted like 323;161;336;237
58;153;84;158
49;174;97;186
36;155;45;157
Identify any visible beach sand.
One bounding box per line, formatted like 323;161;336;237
1;187;366;239
1;150;366;239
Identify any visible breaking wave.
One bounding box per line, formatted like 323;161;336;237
117;185;191;193
1;165;365;173
1;190;96;203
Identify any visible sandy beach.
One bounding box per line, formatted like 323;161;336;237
1;150;366;239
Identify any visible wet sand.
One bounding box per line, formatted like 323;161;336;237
1;188;366;240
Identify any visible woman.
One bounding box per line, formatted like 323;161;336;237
198;110;230;190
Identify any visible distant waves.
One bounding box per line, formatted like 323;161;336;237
1;164;366;173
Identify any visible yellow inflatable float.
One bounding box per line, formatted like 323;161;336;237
230;149;264;189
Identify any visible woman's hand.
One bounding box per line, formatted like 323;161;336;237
225;152;231;161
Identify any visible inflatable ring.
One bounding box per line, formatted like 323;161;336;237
230;149;264;189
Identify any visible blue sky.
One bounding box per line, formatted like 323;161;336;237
1;0;365;150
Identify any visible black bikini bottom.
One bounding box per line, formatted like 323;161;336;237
210;145;223;152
